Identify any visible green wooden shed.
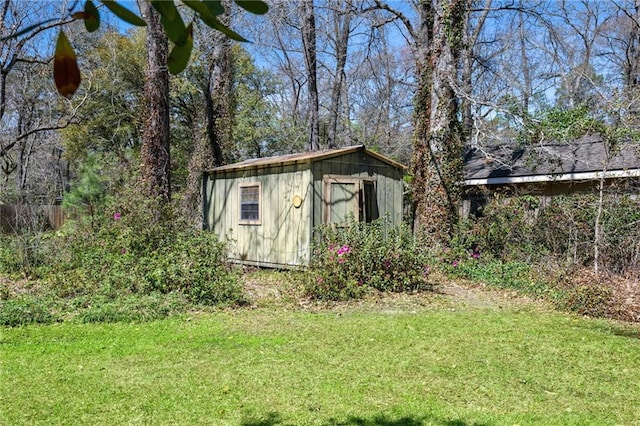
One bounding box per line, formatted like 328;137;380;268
202;145;406;267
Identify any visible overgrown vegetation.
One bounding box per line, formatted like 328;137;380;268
305;218;434;300
452;191;640;322
2;185;639;326
299;194;639;324
0;189;245;326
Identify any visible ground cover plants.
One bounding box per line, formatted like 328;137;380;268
0;190;245;326
2;289;640;425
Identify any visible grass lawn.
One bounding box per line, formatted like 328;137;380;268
1;284;640;425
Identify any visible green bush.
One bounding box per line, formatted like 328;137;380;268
74;293;187;324
458;192;640;274
0;237;22;275
445;258;553;299
0;297;59;327
305;218;434;300
42;189;245;306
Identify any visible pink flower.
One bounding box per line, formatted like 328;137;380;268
338;257;346;264
452;260;458;267
337;245;351;256
121;248;126;254
114;212;121;220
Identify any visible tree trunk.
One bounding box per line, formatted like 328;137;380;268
411;0;468;246
138;0;171;205
182;7;234;226
327;0;352;148
204;1;234;167
301;0;320;151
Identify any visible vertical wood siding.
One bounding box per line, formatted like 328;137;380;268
204;150;405;267
205;165;313;267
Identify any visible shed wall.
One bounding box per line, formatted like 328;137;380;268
204;164;313;267
311;151;404;228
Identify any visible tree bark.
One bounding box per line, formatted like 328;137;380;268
411;0;468;246
301;0;320;151
138;0;171;205
327;0;352;148
204;1;234;167
182;6;234;226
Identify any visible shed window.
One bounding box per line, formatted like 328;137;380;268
240;183;261;224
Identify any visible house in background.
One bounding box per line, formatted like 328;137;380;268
462;135;640;217
202;145;406;268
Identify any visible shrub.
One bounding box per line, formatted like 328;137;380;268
0;236;22;275
554;267;617;319
445;257;555;299
458;192;640;275
42;189;245;306
74;293;187;324
305;218;434;300
565;284;613;318
0;296;59;327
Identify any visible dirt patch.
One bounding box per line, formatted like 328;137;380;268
437;280;541;308
241;271;548;314
0;275;37;299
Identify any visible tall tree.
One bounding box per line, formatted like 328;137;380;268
138;0;171;205
325;0;353;148
203;2;234;167
0;0;76;203
412;0;468;244
301;0;319;151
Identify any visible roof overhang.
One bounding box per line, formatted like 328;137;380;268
464;168;640;186
204;145;406;174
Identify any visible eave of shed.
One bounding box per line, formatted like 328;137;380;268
204;145;406;174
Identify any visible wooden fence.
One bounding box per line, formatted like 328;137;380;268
0;204;66;234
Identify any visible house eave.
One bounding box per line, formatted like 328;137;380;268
464;168;640;186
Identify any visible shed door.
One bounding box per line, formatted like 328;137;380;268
323;175;377;224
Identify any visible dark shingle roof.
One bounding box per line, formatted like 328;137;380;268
464;135;640;184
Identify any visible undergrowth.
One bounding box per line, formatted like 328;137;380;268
305;218;434;300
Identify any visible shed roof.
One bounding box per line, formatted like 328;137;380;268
464;135;640;185
206;145;406;173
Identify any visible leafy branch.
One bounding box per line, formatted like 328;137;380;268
3;0;268;98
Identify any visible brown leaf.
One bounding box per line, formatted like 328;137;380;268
53;30;81;98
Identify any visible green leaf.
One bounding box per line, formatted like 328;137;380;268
84;1;101;32
100;1;146;27
203;0;225;16
167;24;193;74
234;0;268;15
198;13;248;42
150;1;187;45
182;1;217;19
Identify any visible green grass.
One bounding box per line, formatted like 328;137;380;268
1;302;640;425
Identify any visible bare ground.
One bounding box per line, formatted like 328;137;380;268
241;270;548;314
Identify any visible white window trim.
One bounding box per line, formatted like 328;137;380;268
239;182;262;225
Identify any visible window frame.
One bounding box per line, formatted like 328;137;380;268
239;182;262;225
322;175;376;224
